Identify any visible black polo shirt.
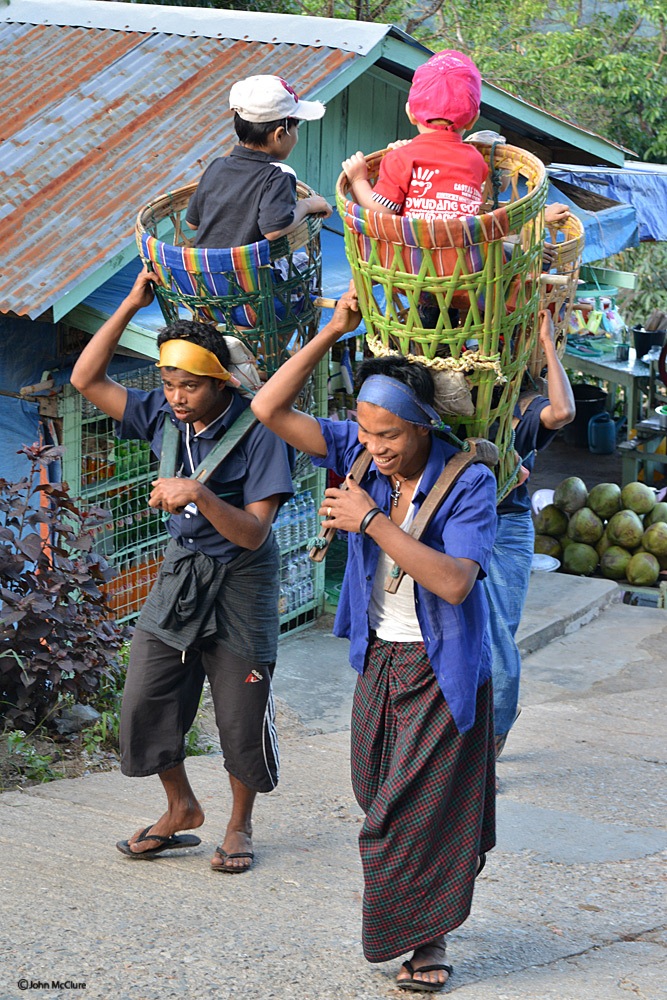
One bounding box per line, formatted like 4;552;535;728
185;145;297;248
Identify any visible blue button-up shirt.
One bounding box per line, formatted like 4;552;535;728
497;396;558;515
312;419;497;733
117;387;294;563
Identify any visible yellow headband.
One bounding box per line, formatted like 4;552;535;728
156;340;234;381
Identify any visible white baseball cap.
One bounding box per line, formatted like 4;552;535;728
229;75;326;123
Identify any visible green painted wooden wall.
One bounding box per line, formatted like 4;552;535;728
289;64;417;205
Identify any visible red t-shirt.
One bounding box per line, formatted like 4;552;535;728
372;131;488;220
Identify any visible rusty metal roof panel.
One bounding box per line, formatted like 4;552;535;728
3;0;393;53
0;9;363;319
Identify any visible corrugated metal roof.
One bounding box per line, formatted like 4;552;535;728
0;6;362;319
0;0;631;321
2;0;394;53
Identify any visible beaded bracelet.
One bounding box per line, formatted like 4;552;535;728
359;506;383;536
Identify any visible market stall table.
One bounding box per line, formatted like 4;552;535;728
563;345;653;433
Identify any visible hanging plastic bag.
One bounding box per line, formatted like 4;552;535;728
222;336;263;394
586;310;603;335
601;305;625;339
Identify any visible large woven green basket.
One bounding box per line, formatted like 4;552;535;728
135;180;323;376
335;142;548;497
530;213;585;377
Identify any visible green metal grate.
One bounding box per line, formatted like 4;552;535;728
60;360;327;630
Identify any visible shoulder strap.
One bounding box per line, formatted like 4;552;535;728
157;407;258;486
309;448;373;563
511;391;540;430
384;437;498;594
158;416;180;479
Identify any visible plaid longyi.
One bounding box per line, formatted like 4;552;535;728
351;637;495;963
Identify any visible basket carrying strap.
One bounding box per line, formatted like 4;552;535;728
511;391;540;431
384;437;499;594
158;407;258;485
308;449;374;563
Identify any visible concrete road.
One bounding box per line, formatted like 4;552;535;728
0;573;665;1000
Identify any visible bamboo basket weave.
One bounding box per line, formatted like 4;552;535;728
529;213;585;377
336;142;548;498
135;180;323;375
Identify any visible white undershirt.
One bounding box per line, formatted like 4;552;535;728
368;502;423;643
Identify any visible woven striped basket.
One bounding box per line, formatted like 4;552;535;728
529;213;585;377
336;142;548;498
135;180;323;375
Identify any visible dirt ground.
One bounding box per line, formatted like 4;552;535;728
0;688;307;794
0;730;119;792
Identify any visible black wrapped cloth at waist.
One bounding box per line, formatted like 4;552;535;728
137;533;279;661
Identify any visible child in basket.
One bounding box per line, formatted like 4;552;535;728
186;74;332;248
342;50;490;332
342;50;488;223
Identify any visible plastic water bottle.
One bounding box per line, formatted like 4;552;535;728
285;498;298;549
273;506;285;549
297;552;309;581
303;491;318;540
296;493;308;545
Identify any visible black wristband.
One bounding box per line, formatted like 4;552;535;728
360;506;382;536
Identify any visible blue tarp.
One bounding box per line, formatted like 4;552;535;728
0;315;56;481
83;179;643;339
0;396;41;481
549;161;667;244
511;177;638;263
546;182;638;263
83;227;362;337
84;260;166;332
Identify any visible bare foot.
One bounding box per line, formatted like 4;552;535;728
397;937;451;991
125;802;205;856
210;827;254;873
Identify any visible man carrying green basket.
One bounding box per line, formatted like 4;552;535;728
252;284;497;993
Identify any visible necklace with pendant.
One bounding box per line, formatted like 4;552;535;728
390;464;426;508
390;478;402;507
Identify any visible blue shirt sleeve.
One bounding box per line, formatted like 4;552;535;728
311;418;362;477
513;396;558;457
241;422;295;506
115;387;165;449
439;464;497;578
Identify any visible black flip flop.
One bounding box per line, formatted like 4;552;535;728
211;846;254;874
116;825;201;859
397;960;453;993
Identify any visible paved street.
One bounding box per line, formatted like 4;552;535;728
1;573;665;1000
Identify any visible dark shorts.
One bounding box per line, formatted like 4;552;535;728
120;628;279;792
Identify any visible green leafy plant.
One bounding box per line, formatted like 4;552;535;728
607;244;667;330
412;0;666;162
5;729;56;783
79;642;129;754
184;722;217;757
81;710;120;756
0;444;129;731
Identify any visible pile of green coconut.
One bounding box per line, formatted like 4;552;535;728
534;478;667;584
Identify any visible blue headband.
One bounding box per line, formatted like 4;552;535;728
357;375;441;427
